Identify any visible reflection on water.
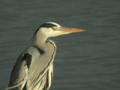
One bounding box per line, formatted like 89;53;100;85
0;0;120;90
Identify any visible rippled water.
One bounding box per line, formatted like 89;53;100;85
0;0;120;90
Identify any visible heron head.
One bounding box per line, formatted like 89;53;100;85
34;22;85;38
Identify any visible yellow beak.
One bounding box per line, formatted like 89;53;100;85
61;27;85;33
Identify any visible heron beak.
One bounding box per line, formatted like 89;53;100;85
51;27;85;37
61;27;85;34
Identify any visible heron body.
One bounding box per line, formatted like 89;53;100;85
7;22;85;90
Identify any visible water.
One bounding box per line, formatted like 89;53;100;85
0;0;120;90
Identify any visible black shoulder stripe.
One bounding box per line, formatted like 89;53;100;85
22;53;32;68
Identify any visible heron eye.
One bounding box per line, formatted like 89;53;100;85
51;27;57;30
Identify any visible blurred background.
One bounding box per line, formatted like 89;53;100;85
0;0;120;90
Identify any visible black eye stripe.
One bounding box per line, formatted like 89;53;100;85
40;23;57;28
34;23;57;37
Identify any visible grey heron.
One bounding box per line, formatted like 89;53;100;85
7;22;85;90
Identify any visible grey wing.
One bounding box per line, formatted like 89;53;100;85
26;47;55;90
7;53;32;90
7;42;56;90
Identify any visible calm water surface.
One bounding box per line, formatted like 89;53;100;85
0;0;120;90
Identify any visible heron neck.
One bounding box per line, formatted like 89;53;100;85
34;34;48;50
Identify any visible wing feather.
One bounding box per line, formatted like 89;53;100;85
7;53;31;90
7;40;56;90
